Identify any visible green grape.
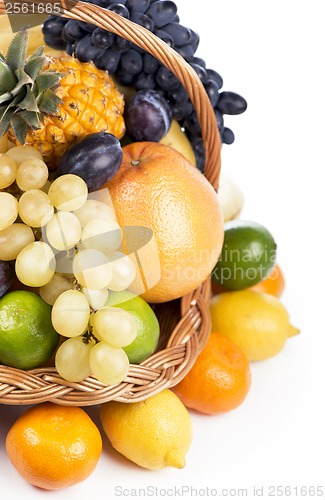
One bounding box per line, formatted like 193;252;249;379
6;145;43;165
39;273;72;305
0;223;35;261
51;289;90;337
46;211;82;251
16;158;49;191
48;174;88;211
18;189;54;227
0;192;18;231
89;342;129;385
108;251;136;291
73;199;116;227
55;336;94;382
93;307;137;347
73;249;112;290
81;219;122;253
15;241;55;287
83;287;109;310
0;153;17;189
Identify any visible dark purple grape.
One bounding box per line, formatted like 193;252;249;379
125;89;172;141
155;65;180;91
217;91;247;115
120;49;143;75
108;3;130;18
143;53;159;73
61;27;75;44
91;28;115;49
75;35;105;62
127;0;150;13
175;43;197;61
190;137;205;173
112;36;131;52
94;49;121;73
56;132;123;192
169;99;193;121
130;12;154;31
43;35;66;50
206;68;223;89
222;127;235;144
153;29;174;47
0;261;14;298
42;16;67;37
192;56;206;68
162;22;191;46
116;68;135;86
168;85;188;103
66;42;76;56
190;62;207;83
188;29;199;51
204;79;220;107
215;109;224;130
183;111;201;137
134;72;156;90
62;20;86;41
146;1;177;28
78;21;96;33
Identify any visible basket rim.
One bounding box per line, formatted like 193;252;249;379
0;2;220;406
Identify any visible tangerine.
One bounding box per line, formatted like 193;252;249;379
211;263;285;298
249;263;285;297
104;142;224;303
5;402;102;490
172;333;251;414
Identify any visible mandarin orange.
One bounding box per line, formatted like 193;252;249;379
212;263;285;298
6;402;102;490
172;332;251;414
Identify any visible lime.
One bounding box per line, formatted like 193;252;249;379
105;291;160;364
0;290;59;369
212;220;277;290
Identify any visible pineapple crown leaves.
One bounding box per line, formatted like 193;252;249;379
0;28;64;144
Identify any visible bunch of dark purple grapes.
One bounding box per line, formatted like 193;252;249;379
43;0;247;171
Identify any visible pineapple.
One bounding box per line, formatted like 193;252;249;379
0;29;125;169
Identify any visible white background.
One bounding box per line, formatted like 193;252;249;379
1;1;324;498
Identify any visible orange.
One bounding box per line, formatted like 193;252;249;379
249;263;285;297
5;402;102;490
212;263;285;298
104;142;224;303
172;332;251;414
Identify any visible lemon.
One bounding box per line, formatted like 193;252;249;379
100;389;192;470
210;290;299;361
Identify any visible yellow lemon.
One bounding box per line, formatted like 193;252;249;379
210;290;299;361
100;389;192;470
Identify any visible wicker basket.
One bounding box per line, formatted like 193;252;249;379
0;0;222;406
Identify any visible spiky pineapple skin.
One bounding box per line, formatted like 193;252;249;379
9;54;125;170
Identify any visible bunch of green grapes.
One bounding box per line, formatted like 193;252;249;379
0;136;137;386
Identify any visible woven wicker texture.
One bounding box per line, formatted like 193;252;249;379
0;0;221;405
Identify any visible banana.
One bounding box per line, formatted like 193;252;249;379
160;120;196;166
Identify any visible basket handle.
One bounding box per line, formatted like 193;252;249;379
0;0;222;190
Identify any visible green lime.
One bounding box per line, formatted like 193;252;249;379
0;290;59;370
212;220;277;290
105;291;160;364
